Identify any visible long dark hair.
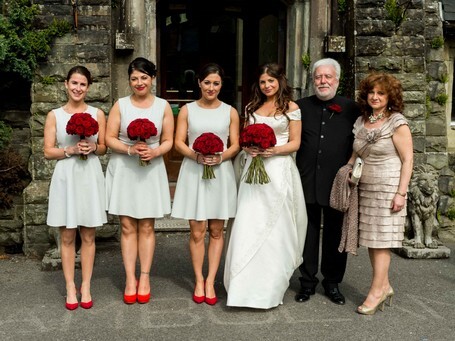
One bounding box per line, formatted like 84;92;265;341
245;63;292;123
128;57;157;78
66;65;92;85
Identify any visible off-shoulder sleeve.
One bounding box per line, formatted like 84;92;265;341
287;109;301;120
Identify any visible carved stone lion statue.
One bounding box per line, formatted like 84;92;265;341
406;165;439;249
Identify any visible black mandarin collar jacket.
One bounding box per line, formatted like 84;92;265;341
296;95;360;206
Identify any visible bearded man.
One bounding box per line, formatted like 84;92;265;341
295;58;360;305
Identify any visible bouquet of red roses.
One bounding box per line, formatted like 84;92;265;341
239;123;276;184
127;118;158;166
193;132;224;179
66;113;99;160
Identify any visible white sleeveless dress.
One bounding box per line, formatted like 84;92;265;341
47;106;107;228
224;110;307;309
171;101;237;220
106;96;171;219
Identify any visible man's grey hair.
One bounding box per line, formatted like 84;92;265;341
312;58;341;80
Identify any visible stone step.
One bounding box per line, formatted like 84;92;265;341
155;215;189;231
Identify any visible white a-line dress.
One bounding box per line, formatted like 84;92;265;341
171;101;237;220
106;96;171;219
47;106;107;228
224;110;308;309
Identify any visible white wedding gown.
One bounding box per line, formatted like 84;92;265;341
224;110;307;309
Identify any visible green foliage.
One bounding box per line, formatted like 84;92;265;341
0;0;71;81
440;74;449;83
447;208;455;221
434;93;448;106
430;36;444;49
41;75;56;85
385;0;408;30
301;53;311;70
425;95;431;118
337;0;347;13
0;120;13;150
449;189;455;198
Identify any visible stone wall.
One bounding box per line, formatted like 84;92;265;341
355;0;455;241
22;0;114;258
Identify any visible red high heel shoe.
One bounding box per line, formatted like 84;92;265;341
137;276;151;304
204;282;217;305
204;296;218;305
192;281;205;304
137;292;151;304
80;300;93;309
79;286;93;309
123;279;138;304
66;287;78;310
65;302;78;310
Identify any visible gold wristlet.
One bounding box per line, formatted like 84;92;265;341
396;191;406;197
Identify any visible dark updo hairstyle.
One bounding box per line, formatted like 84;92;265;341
66;65;92;85
128;57;157;78
246;63;293;123
197;63;225;82
357;72;404;120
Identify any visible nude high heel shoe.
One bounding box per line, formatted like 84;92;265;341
356;293;387;315
385;287;394;306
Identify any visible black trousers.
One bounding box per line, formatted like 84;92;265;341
298;203;347;290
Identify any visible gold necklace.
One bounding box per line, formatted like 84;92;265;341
368;110;384;123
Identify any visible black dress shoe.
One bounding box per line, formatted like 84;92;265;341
324;287;345;305
294;287;316;302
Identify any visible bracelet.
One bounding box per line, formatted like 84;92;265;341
396;191;406;197
218;154;223;164
93;143;98;153
63;147;70;158
127;146;132;156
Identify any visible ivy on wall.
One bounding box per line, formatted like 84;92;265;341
0;0;71;80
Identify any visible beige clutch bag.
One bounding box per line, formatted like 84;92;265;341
351;157;363;185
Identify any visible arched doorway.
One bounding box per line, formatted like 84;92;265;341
157;0;287;181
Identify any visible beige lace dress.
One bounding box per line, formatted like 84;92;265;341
353;113;408;248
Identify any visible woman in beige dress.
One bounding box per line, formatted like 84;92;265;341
349;72;413;315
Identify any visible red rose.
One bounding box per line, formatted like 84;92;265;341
127;118;158;141
328;103;342;113
192;132;224;179
239;123;276;149
66;113;99;138
193;132;224;155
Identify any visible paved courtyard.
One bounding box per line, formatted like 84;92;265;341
1;232;454;341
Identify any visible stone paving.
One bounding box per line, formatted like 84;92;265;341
1;233;454;341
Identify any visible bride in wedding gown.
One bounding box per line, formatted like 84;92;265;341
224;63;307;309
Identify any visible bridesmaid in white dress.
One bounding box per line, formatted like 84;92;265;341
224;63;307;309
105;57;174;304
44;66;107;310
172;63;240;305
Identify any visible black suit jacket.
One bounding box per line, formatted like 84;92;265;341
296;95;360;206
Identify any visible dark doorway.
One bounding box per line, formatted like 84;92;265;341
157;0;287;181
